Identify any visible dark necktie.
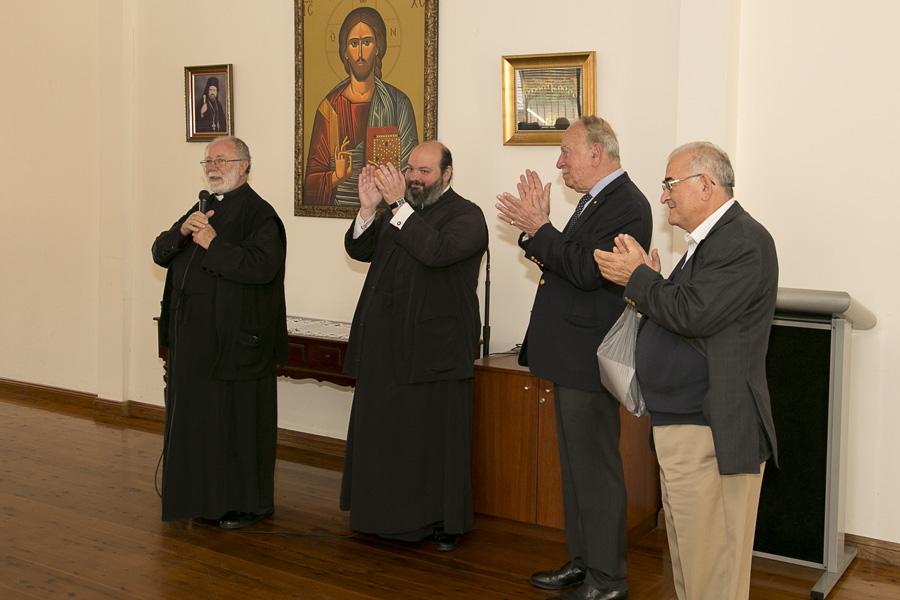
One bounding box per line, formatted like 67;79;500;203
563;193;594;235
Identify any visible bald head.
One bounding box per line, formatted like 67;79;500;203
410;141;452;182
405;141;453;209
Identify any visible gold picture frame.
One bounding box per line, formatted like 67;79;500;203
502;52;595;146
184;64;234;142
294;0;439;219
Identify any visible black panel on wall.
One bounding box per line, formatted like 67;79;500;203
754;321;832;564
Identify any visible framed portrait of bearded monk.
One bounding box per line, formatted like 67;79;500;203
185;64;234;142
294;0;438;218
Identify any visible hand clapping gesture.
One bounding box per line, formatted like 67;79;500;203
593;234;660;286
495;169;551;236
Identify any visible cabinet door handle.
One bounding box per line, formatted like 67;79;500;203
523;386;530;391
539;397;546;404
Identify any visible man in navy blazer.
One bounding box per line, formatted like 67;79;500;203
497;116;652;600
595;142;778;600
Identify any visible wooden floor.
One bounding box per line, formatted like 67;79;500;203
1;394;898;600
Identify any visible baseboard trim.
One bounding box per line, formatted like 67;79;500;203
94;397;128;418
127;400;165;423
0;377;346;466
655;503;900;566
276;427;346;461
0;377;97;408
846;533;900;566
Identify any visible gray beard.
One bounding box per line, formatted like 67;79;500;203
406;179;444;209
206;170;239;194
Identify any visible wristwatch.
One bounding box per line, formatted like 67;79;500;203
389;198;407;210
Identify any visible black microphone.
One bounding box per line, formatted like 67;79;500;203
198;190;211;213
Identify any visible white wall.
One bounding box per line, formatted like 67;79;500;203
1;1;101;393
438;1;680;348
1;0;898;544
125;0;359;436
736;0;900;544
124;0;680;439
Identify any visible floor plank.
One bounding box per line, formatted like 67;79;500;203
1;395;898;599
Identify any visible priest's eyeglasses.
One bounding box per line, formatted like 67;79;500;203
200;158;243;167
661;173;716;191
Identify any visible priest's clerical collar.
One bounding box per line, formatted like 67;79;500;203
218;181;249;201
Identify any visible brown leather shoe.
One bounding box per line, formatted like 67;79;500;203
530;561;586;590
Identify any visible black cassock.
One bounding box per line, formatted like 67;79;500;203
153;185;286;522
195;99;226;133
340;189;487;539
339;251;474;539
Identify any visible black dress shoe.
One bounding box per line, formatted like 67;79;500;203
433;527;460;551
530;561;586;590
552;583;628;600
218;508;274;530
190;517;221;527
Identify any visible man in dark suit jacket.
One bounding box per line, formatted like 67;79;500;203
341;141;488;552
497;116;652;600
595;142;778;600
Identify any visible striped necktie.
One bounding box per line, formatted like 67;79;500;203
564;193;593;235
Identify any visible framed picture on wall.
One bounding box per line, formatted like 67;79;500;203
294;0;439;219
502;52;596;146
185;64;234;142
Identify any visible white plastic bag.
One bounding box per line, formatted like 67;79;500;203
597;304;648;417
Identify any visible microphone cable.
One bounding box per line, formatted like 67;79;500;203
155;192;208;499
482;246;491;357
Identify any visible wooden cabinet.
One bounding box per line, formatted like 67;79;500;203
280;334;354;387
471;352;661;538
471;359;563;528
157;317;355;387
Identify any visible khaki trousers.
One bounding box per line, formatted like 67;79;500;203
654;425;765;600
